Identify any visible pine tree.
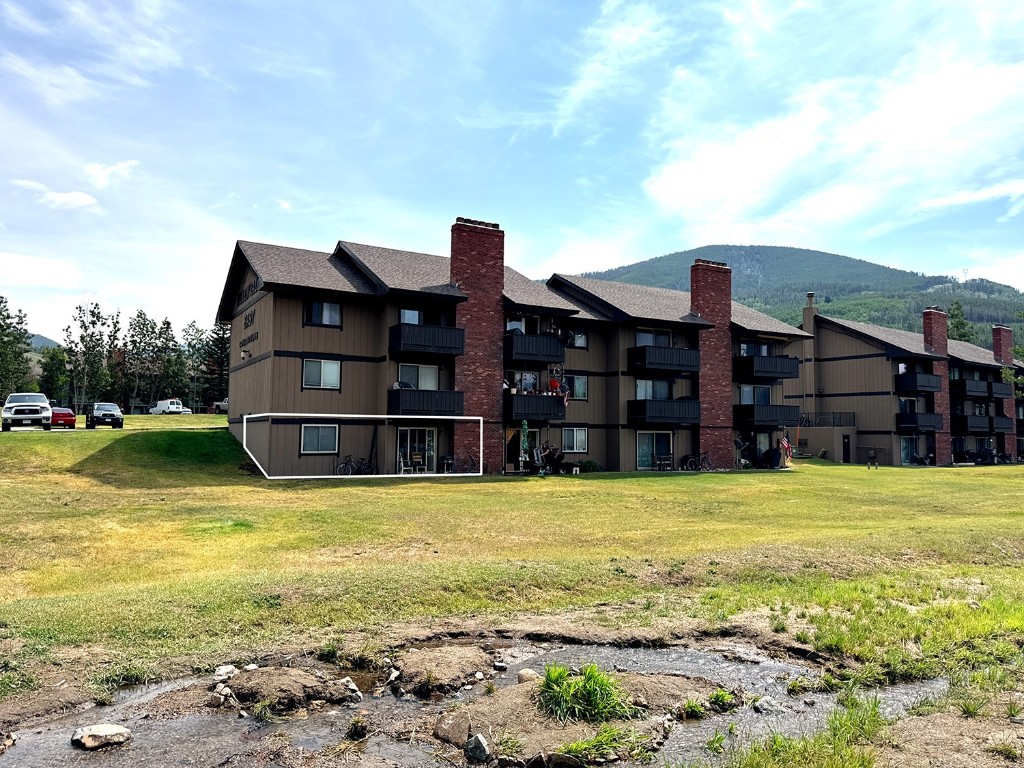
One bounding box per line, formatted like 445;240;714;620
0;296;32;400
947;301;976;343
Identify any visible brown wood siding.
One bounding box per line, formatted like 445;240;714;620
814;326;897;433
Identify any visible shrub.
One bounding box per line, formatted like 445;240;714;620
537;663;642;723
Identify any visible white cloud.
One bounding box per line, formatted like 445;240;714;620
276;199;292;211
965;248;1024;293
84;160;140;190
1;53;99;107
918;180;1024;221
1;1;49;35
553;0;675;136
0;252;83;285
642;7;1024;251
11;179;100;210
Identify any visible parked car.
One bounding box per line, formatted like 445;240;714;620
1;393;52;431
84;402;124;429
180;405;193;415
213;397;229;414
150;399;185;415
50;407;77;429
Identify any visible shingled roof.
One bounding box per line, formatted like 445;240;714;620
238;240;376;294
549;274;808;337
339;241;464;298
948;339;1009;369
815;316;944;358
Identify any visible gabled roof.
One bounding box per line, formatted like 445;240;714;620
813;316;944;359
338;241;465;298
948;339;1009;369
730;302;811;339
549;273;710;326
548;274;809;338
240;240;376;294
503;267;579;314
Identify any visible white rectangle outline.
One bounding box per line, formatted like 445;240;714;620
242;413;484;480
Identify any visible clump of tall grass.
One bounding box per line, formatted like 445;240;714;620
537;663;643;723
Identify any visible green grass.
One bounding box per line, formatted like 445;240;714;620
558;724;652;763
538;663;642;723
2;426;1024;703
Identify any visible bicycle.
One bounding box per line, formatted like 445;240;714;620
685;451;714;472
336;454;376;475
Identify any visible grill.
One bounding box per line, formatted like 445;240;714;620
13;407;41;416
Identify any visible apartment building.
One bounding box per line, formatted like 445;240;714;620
216;218;808;477
787;294;1022;465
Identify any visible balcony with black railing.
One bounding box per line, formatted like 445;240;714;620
733;355;800;380
627;346;700;374
950;379;990;400
894;372;942;394
733;404;801;428
991;381;1014;399
504;392;565;422
992;415;1014;433
627;398;700;425
799;412;856;427
895;412;944;432
503;333;565;366
388;324;465;357
386;389;464;416
952;414;991;434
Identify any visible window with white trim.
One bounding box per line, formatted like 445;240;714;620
567;329;588;349
398;363;438;390
303;359;341;389
562;427;587;453
400;309;423;325
301;424;337;454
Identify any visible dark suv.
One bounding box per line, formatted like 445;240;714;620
84;402;124;429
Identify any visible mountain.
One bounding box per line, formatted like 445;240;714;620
583;245;1024;348
30;334;60;350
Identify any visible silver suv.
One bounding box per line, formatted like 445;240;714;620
2;393;52;432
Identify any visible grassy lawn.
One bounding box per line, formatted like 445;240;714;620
2;420;1023;704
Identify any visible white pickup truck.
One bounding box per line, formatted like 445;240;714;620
213;397;229;414
2;392;52;431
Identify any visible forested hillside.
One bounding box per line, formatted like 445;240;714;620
584;245;1024;349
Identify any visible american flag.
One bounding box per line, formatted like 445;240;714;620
780;433;792;459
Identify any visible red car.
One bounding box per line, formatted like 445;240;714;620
50;407;77;429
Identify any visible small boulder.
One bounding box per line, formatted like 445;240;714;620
71;724;133;750
518;669;541;684
213;664;238;680
466;733;492;763
0;731;14;755
434;709;472;747
753;696;787;715
494;661;508;672
208;693;225;708
243;663;259;671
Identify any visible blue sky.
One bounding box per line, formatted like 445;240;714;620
3;0;1024;341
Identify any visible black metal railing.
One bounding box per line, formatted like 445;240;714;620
894;372;942;394
952;414;990;434
386;389;464;416
733;404;801;427
733;355;800;380
895;412;944;432
627;398;700;425
503;333;565;365
627;346;700;374
798;412;856;427
991;416;1014;433
991;381;1014;399
504;392;565;421
388;323;465;356
950;379;990;399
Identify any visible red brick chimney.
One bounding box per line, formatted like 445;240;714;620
992;325;1013;365
922;307;951;465
690;259;733;470
992;326;1015;448
451;217;505;473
